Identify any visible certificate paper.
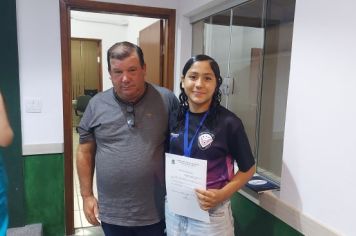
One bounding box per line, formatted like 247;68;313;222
165;153;210;222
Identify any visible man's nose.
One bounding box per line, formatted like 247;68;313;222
122;72;130;82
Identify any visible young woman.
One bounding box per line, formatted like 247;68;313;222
166;55;256;236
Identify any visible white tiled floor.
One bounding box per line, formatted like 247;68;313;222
73;128;103;235
72;226;105;236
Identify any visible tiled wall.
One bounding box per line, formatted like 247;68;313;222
231;193;303;236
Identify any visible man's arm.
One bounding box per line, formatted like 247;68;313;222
76;141;100;225
0;92;13;147
77;141;96;197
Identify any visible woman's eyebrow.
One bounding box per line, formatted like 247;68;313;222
187;71;213;75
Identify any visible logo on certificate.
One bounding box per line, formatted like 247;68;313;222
198;132;214;150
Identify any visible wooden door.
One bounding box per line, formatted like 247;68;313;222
71;38;102;99
71;39;82;99
139;20;163;86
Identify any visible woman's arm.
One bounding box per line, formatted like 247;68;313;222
196;164;256;210
0;92;14;147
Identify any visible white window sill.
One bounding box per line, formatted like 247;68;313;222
238;188;340;236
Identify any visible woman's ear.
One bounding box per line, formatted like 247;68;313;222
181;76;185;88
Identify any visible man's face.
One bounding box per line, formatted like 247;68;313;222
109;52;146;102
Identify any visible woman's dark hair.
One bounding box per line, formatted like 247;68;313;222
107;41;145;71
176;54;223;130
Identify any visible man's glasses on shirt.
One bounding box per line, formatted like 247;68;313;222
126;104;135;128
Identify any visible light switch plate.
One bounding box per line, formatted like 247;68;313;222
25;97;42;113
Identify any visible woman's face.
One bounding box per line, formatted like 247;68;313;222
182;60;217;113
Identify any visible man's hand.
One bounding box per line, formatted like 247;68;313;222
82;195;100;226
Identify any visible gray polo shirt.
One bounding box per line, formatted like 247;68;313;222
78;83;178;226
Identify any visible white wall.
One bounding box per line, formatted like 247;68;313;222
281;0;356;235
15;0;356;235
16;0;64;148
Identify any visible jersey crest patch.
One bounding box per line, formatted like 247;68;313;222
198;132;214;150
170;132;179;138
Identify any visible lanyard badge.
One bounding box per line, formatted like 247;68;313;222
183;111;209;157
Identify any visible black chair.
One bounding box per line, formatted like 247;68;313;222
84;89;98;97
75;95;91;117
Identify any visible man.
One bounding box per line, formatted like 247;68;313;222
76;41;178;236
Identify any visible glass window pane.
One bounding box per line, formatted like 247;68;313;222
257;0;295;181
229;0;265;158
190;0;296;183
192;21;204;55
203;9;231;78
203;10;233;107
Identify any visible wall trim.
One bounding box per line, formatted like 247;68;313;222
239;190;341;236
22;143;64;155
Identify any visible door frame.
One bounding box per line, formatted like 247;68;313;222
59;0;176;234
